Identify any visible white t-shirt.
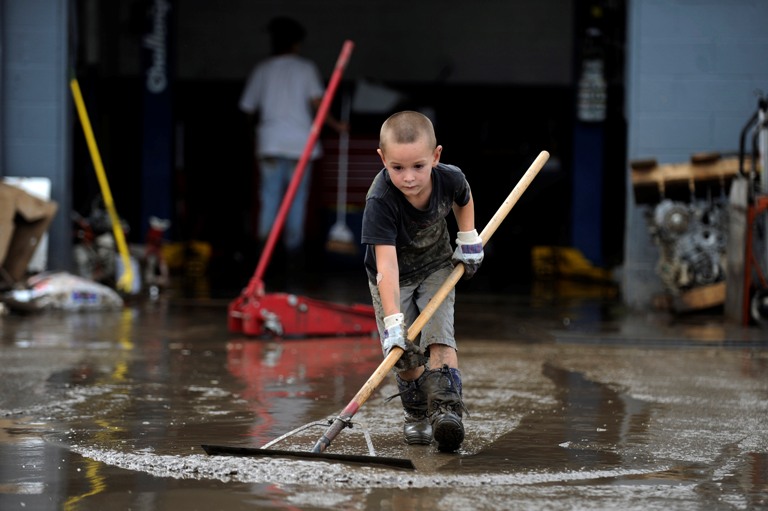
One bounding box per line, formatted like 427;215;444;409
239;54;324;160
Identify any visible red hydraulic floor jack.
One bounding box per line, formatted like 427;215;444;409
742;196;768;325
228;40;377;337
727;94;768;326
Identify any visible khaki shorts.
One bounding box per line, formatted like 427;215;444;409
368;265;457;352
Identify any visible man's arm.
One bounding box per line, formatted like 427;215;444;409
310;97;349;133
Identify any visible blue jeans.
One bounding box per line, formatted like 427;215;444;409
258;157;313;252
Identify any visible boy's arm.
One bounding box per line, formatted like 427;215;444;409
452;192;476;232
374;244;400;316
451;192;484;279
374;244;425;371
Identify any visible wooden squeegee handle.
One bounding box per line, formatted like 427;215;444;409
311;150;550;454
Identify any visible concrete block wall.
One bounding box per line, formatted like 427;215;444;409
623;0;768;309
1;0;72;273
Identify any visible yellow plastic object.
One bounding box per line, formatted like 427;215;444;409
162;241;211;272
532;246;613;282
70;77;134;294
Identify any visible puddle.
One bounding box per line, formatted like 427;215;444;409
222;337;384;446
595;448;768;507
62;358;664;488
442;363;653;473
2;299;767;510
31;334;386;455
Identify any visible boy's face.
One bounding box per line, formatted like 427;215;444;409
377;138;442;202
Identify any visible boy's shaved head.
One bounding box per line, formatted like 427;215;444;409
379;111;437;152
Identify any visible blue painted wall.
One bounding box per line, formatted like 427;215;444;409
623;0;768;308
1;0;73;272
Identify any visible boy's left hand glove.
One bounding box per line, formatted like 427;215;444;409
382;313;426;372
452;229;484;279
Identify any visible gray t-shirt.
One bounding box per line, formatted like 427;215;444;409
361;163;471;286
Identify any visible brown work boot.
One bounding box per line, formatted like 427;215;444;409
423;364;466;452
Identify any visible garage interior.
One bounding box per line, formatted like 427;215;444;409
66;0;627;298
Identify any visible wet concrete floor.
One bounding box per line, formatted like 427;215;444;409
1;277;767;510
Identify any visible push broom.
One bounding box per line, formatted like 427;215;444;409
325;89;358;255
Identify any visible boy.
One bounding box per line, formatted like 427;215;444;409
361;111;484;452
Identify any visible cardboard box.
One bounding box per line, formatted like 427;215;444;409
0;182;58;286
3;177;53;272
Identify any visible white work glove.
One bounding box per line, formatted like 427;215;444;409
451;229;484;279
382;313;426;372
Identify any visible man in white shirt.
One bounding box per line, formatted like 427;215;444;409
239;17;345;266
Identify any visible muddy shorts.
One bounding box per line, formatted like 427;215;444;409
368;266;457;352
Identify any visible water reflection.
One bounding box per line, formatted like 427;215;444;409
744;452;768;507
225;337;382;445
0;422;61;510
444;363;652;473
62;309;135;508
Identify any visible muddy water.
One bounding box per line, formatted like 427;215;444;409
0;296;767;510
442;363;653;473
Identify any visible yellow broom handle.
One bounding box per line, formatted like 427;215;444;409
70;77;134;293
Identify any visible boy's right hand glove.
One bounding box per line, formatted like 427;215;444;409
382;313;426;372
452;229;484;279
